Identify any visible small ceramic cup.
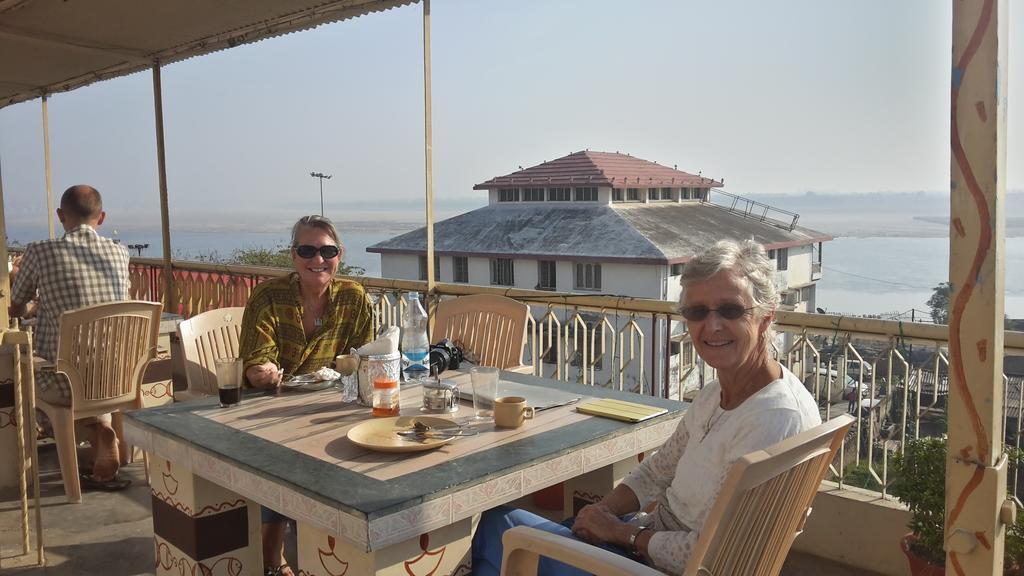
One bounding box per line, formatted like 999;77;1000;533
334;353;360;376
494;396;535;428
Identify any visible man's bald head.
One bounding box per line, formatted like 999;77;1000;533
57;185;106;229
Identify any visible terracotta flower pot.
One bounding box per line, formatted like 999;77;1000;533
900;533;945;576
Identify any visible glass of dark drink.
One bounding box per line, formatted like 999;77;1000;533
215;357;243;408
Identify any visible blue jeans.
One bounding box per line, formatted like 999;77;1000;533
471;506;635;576
261;506;290;524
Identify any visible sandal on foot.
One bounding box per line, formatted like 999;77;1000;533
79;473;132;492
264;565;294;576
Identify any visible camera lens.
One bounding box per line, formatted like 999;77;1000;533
427;339;464;375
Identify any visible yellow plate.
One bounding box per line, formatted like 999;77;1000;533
347;416;458;453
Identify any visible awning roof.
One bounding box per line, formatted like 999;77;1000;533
0;0;418;109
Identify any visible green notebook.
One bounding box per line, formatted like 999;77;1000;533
576;398;668;423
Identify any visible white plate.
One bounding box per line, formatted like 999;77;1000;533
284;373;321;384
347;416;458;453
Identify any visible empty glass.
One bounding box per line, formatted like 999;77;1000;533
470;366;498;421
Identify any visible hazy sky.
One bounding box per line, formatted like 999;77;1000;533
0;0;1021;235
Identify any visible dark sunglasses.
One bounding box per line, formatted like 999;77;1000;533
294;244;340;259
680;303;756;322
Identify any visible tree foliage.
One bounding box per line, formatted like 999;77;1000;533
189;244;365;276
926;282;951;324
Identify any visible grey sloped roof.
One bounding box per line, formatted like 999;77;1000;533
614;203;831;261
368;203;831;264
368;205;666;263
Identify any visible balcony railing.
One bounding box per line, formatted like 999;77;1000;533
126;257;1024;502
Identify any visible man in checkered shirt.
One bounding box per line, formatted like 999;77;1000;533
10;185;131;485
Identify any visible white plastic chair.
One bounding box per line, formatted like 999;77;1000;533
500;414;856;576
431;294;529;370
175;306;244;398
35;300;162;503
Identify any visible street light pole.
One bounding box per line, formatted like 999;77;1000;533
310;172;333;216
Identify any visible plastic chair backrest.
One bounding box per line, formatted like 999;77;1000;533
176;306;244;396
683;413;855;576
431;294;529;369
499;414;854;576
55;300;162;417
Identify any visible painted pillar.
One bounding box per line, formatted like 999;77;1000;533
945;0;1009;574
148;455;261;575
0;148;11;328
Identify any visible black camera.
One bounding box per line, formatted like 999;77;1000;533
428;338;464;375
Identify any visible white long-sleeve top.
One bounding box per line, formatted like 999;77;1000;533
620;365;821;573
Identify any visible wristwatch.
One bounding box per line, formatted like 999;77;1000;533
629;525;651;556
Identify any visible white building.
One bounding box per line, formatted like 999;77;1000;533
369;151;831;393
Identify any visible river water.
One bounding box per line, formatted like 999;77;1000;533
7;224;1023;318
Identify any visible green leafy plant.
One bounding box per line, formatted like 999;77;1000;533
926;282;952;324
229;244;364;276
891;436;1024;572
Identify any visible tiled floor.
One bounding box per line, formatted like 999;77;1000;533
1;445;886;575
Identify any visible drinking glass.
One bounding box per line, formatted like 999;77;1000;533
470;366;498;421
215;357;243;408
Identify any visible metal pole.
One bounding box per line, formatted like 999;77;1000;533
945;0;1008;574
422;0;435;297
151;63;175;312
41;95;54;239
0;146;9;328
319;177;324;216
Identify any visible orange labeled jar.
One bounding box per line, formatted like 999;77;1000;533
372;378;400;417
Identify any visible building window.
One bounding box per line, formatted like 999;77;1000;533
574;187;597;202
490;258;515;286
537;260;556;291
523;187;545;202
670;263;685;276
419;255;440;280
647;188;659;201
574;262;602;290
626;188;639;201
695;188;707;200
452;256;468;283
680;187;691;200
612;188;623;202
548;187;571;202
498;188;520;202
770;248;789;271
660;187;673;200
800;285;814;302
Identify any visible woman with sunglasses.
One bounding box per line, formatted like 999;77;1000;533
471;239;820;576
238;215;374;576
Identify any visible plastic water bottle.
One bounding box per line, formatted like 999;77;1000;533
401;292;429;369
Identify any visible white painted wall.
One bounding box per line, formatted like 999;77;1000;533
380;254;420;281
782;244;814;285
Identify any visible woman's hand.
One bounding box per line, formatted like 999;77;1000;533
572;502;631;546
246;362;282;389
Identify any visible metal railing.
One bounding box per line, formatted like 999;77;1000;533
125;257;1024;498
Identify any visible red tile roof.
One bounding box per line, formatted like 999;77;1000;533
473;150;723;190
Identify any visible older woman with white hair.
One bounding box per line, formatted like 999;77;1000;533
471;239;821;575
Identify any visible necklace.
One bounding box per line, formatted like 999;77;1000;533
700;408;726;442
304;290;329;328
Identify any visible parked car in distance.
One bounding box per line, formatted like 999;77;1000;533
845;359;873;380
802;368;863;404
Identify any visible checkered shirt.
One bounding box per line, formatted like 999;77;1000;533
11;225;130;363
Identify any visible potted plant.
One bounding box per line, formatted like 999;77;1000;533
891;436;1024;575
